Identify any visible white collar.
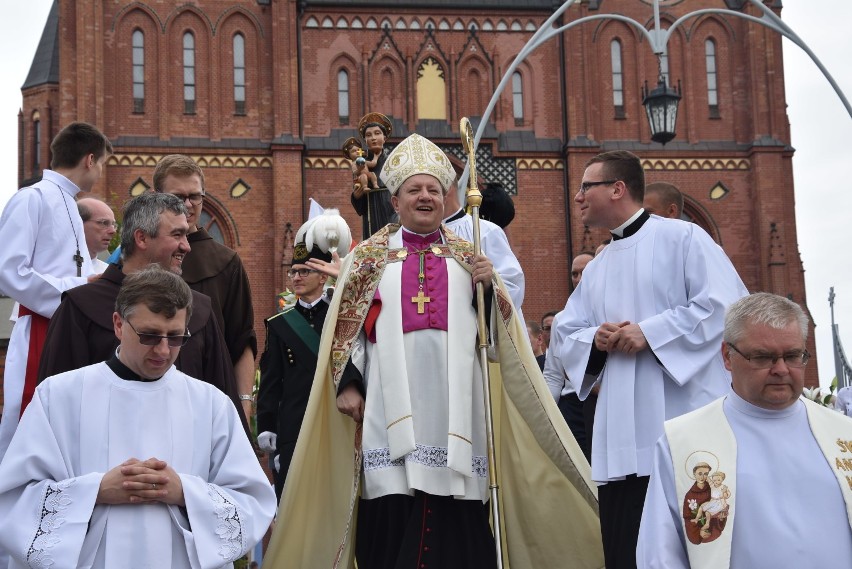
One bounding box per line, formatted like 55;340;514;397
298;295;325;309
610;208;645;236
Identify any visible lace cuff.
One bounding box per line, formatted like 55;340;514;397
208;485;246;561
28;479;75;568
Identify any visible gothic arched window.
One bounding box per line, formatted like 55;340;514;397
132;29;145;113
32;112;41;171
199;210;226;245
705;39;719;117
512;71;524;124
338;69;350;123
183;32;196;114
416;57;447;120
233;33;246;115
611;39;624;118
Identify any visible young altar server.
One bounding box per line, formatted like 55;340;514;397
550;150;748;568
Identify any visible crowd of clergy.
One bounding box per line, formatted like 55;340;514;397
0;117;849;569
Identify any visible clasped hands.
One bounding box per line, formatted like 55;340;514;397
97;457;185;507
594;321;648;355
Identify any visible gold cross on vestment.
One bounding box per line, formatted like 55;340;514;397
411;290;431;314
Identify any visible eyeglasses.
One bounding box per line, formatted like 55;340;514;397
170;193;204;205
726;342;810;369
88;219;118;229
288;268;318;278
126;319;191;347
578;180;618;195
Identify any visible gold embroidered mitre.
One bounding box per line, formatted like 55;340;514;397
379;133;456;195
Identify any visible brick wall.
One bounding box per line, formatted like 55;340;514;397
11;0;816;384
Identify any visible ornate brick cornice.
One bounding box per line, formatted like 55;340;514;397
107;154;273;168
640;157;750;171
304;157;350;169
516;158;564;170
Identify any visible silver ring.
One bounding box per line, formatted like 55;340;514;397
151;483;156;490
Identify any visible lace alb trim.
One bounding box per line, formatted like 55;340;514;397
208;485;245;561
28;479;75;568
363;444;488;477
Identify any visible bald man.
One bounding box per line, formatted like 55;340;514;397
643;182;684;219
571;252;594;292
78;198;117;272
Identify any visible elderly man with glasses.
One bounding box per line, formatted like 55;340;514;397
36;192;248;436
0;266;276;569
638;292;852;568
550;150;748;569
78;197;118;272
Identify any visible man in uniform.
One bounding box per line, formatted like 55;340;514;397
0;122;111;464
0;267;275;569
152;155;257;420
257;211;352;499
37;193;247;434
551;150;748;568
264;133;603;569
78;197;117;272
638;293;852;568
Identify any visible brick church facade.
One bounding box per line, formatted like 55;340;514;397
13;0;817;383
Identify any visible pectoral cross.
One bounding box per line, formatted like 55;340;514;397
73;249;84;277
411;290;431;314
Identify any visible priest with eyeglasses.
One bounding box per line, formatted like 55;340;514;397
550;150;748;568
0;266;276;569
637;292;852;568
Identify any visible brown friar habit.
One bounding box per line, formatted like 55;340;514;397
183;228;257;363
36;263;250;437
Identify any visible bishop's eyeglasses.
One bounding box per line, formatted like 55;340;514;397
726;342;810;369
126;319;191;347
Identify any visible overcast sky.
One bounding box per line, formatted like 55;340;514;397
1;1;850;386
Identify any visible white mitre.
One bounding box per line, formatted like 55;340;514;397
380;133;456;195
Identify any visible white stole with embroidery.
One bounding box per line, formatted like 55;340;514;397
665;396;852;569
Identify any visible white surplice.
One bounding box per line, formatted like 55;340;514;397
0;363;276;569
551;216;748;482
637;392;852;568
0;170;94;462
444;212;525;313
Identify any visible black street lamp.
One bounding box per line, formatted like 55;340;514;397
643;74;681;145
460;0;852;189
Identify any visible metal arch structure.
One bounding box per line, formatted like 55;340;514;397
458;0;852;195
830;287;852;390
